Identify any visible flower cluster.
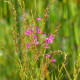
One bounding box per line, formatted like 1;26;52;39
25;17;56;62
44;34;55;49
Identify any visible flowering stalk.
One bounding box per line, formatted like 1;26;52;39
10;0;61;79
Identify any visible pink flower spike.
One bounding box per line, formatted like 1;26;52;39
46;55;51;58
36;17;41;21
26;43;30;49
52;59;56;62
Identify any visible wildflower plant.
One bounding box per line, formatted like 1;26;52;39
5;0;61;80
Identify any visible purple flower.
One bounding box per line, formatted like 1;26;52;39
45;34;55;45
36;27;41;34
25;29;34;35
36;41;39;45
45;38;50;44
36;17;41;21
26;43;30;49
46;55;51;58
48;34;55;43
52;59;56;62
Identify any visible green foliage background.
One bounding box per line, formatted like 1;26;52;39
0;0;80;80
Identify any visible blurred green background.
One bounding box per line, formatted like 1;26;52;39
0;0;80;80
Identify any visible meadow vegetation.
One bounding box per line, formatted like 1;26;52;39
0;0;80;80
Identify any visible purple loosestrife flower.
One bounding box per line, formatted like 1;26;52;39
26;43;30;49
36;27;41;34
45;34;55;44
44;33;54;49
52;59;56;62
48;34;55;43
36;17;41;21
25;29;31;35
36;41;39;45
25;29;34;35
46;55;51;58
45;38;50;44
